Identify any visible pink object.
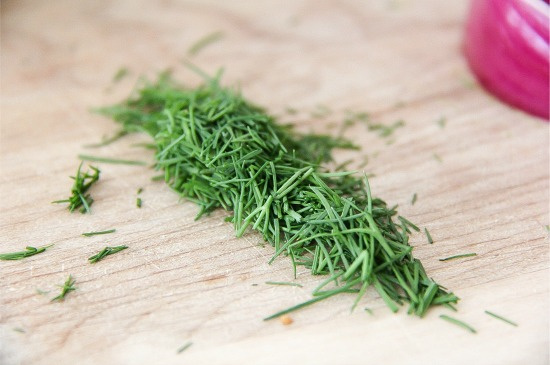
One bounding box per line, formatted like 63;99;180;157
464;0;549;120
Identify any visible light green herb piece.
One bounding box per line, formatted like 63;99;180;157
51;275;77;302
82;229;116;237
177;342;193;354
188;31;224;56
439;253;476;262
440;314;477;334
78;154;146;166
485;310;518;327
411;193;417;205
265;281;303;288
136;197;143;208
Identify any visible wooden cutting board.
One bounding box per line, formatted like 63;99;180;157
1;1;548;364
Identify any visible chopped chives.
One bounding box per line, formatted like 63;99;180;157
411;193;417;205
439;253;477;262
485;310;518;327
52;162;100;213
51;275;77;302
78;154;146;166
424;228;433;244
0;245;53;261
440;314;477;333
188;31;224;56
88;246;128;263
82;229;116;237
265;281;303;288
136;197;142;208
177;342;193;354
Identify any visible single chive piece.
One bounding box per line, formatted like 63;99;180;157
424;228;433;244
78;154;146;166
82;229;116;237
137;187;144;194
439;314;477;334
439;253;477;262
52;162;100;213
485;310;518;327
112;67;129;83
265;281;303;288
545;225;549;232
177;342;193;354
0;244;53;261
437;117;447;128
188;30;224;56
84;130;128;148
411;193;417;205
36;289;50;296
136;197;143;208
433;153;443;163
13;327;25;333
51;275;77;302
88;245;128;264
364;307;373;315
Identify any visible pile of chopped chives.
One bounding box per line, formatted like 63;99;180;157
98;72;458;318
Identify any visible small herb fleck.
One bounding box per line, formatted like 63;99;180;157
177;342;193;354
440;314;476;333
188;31;224;56
411;193;417;205
13;327;25;333
436;117;447;128
88;246;128;264
439;253;476;262
112;67;129;83
51;275;77;302
136;197;143;208
0;245;53;261
78;154;146;166
485;310;518;327
433;153;443;163
82;229;116;237
424;228;433;244
265;281;303;288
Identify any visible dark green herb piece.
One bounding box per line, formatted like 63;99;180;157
98;71;457;320
411;193;417;205
88;245;128;263
52;162;100;213
439;253;477;262
440;314;477;333
364;307;373;315
84;130;128;148
51;275;77;302
188;31;224;56
78;154;146;166
265;281;303;288
82;229;116;237
177;342;193;354
112;67;129;83
136;197;143;208
424;228;433;244
137;187;144;194
485;310;518;327
0;245;53;261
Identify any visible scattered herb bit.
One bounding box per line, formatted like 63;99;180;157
424;228;433;244
485;310;518;327
265;281;303;288
545;225;549;232
285;107;298;115
279;315;293;325
439;314;477;333
136;197;143;208
78;154;146;166
13;327;25;333
177;342;193;354
82;229;116;237
151;175;164;181
251;283;258;286
84;130;128;148
52;162;100;213
188;31;224;56
439;253;477;262
137;187;144;194
36;289;50;296
367;120;404;138
51;275;77;302
98;71;457;320
436;117;447;128
364;307;373;315
88;246;128;263
433;153;443;163
112;67;129;83
0;245;53;261
310;104;332;119
411;193;417;205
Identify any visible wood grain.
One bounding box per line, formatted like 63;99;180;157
1;1;548;364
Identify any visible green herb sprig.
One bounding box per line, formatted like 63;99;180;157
440;314;476;333
82;229;116;237
0;245;53;261
98;71;458;319
52;162;100;213
51;275;77;302
88;245;128;263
